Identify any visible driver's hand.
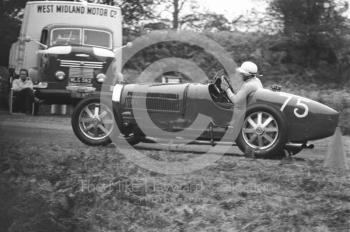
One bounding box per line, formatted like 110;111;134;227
220;76;230;92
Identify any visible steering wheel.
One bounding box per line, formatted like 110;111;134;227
211;73;233;103
221;74;235;93
213;76;224;94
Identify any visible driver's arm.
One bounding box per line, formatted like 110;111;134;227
225;83;255;105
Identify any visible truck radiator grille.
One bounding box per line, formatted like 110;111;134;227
60;60;104;69
60;59;103;81
69;67;94;79
124;92;182;113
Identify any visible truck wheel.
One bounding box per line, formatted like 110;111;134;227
72;96;115;146
236;104;288;158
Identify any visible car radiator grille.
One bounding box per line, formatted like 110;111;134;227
124;92;182;113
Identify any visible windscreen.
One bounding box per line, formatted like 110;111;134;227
51;28;81;46
83;29;112;49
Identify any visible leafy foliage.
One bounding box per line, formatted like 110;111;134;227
0;15;20;67
123;40;225;82
0;0;27;16
153;0;201;29
113;0;155;27
268;0;349;68
0;0;25;66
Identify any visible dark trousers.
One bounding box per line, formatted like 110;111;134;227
14;88;35;113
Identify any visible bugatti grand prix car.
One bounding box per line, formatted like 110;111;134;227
71;75;339;157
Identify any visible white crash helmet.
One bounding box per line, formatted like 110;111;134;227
236;61;258;76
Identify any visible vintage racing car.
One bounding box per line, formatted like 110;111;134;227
71;75;339;158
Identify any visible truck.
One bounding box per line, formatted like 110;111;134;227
7;0;122;105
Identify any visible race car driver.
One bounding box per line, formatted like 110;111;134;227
220;61;263;107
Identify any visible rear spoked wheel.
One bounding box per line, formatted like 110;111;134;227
236;104;287;158
242;111;279;150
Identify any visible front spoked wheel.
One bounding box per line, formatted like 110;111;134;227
72;97;115;146
79;103;114;141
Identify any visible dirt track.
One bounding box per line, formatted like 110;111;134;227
1;113;349;159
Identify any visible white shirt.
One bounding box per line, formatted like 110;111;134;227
12;78;34;91
226;77;263;106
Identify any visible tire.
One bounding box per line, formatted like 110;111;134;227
236;104;288;158
71;96;115;146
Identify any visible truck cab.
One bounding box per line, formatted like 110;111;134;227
8;1;122;105
35;24;115;103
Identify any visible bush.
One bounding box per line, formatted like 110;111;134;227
203;31;350;85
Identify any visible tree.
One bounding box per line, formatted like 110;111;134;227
268;0;349;67
202;13;234;31
155;0;200;30
0;0;27;17
172;0;182;29
269;0;348;36
113;0;155;28
0;0;25;67
153;0;242;31
181;12;236;31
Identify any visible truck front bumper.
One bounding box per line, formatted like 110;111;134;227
35;87;96;104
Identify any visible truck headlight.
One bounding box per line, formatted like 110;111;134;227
55;71;65;80
96;73;106;83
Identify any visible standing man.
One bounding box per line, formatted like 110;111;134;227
12;69;35;114
221;61;263;106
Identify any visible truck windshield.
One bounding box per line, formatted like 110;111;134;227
51;28;81;46
51;28;112;49
83;29;112;49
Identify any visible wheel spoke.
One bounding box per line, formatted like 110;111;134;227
84;108;94;118
99;110;108;119
243;128;256;134
102;119;114;125
85;123;94;131
265;127;278;132
94;106;99;117
98;124;109;135
262;116;274;128
258;135;264;147
257;112;262;125
247;117;257;129
249;134;257;143
263;133;274;143
92;127;99;136
81;117;94;123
